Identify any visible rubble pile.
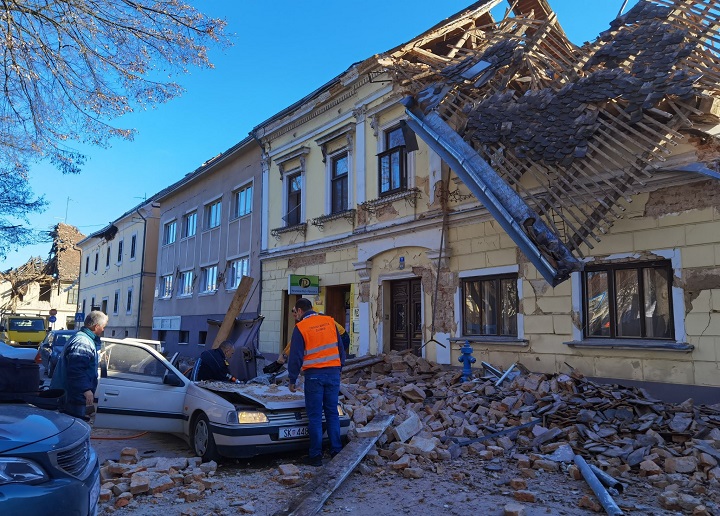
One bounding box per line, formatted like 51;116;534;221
97;448;225;511
341;351;720;513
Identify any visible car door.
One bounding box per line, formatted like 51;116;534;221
94;340;187;433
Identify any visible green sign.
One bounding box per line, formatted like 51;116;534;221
288;274;320;295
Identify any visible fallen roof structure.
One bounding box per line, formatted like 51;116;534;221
386;0;720;285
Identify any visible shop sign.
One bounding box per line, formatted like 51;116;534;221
288;274;319;295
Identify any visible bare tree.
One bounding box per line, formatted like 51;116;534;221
0;0;228;253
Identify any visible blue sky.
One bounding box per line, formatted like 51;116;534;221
3;0;638;270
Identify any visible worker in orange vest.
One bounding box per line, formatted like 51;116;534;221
287;298;345;466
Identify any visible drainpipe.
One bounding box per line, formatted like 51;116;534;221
135;205;148;338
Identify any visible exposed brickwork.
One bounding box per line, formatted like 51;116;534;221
287;253;326;271
645;181;720;218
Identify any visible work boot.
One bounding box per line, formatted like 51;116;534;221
306;455;322;467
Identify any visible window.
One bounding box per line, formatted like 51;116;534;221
201;265;218;293
85;256;89;275
67;287;78;305
179;271;194;296
94;252;99;272
378;126;407;196
228;257;249;289
233;184;253;218
39;283;51;302
117;239;123;263
205;200;222;229
286;172;302;226
198;331;207;345
130;234;137;260
91;296;96;311
101;298;108;315
113;290;120;314
183;211;197;238
331;153;348;214
583;261;673;340
106;246;111;268
159;275;173;298
179;330;190;344
82;299;86;314
126;288;133;314
163;221;177;245
462;274;518;336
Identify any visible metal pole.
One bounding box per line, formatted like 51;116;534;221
495;363;517;386
618;0;629;17
574;455;624;515
589;464;624;493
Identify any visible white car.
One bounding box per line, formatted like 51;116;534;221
0;340;42;362
94;339;350;462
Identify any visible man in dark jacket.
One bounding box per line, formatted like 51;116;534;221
197;341;238;382
52;310;107;419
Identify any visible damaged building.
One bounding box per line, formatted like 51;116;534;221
254;0;720;401
0;223;84;329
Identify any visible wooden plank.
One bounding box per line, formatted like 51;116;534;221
341;356;385;374
211;276;253;348
273;414;394;516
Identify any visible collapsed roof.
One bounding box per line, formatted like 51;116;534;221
386;0;720;285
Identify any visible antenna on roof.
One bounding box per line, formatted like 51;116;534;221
618;0;630;17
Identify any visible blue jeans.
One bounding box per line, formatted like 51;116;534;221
61;403;86;419
303;370;342;458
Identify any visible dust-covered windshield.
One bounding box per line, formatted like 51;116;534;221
8;319;46;332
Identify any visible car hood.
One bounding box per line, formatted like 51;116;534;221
196;381;306;410
0;405;76;453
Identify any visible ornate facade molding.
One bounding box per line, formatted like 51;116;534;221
353;260;372;282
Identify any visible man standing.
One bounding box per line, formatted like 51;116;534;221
52;310;107;419
287;298;345;466
197;340;240;383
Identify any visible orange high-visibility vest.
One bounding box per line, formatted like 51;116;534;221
296;314;341;370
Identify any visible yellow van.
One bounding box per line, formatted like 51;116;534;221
0;315;48;348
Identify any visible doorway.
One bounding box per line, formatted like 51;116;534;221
390;278;422;355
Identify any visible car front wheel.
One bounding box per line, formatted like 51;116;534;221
192;413;220;463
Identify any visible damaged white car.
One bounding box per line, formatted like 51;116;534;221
94;339;349;462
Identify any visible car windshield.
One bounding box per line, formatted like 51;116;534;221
9;319;45;331
53;334;71;349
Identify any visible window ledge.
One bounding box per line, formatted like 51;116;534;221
359;188;421;214
271;222;307;240
198;290;218;297
311;209;356;230
564;339;694;352
450;336;528;346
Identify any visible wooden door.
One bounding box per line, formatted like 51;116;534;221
390;279;422;355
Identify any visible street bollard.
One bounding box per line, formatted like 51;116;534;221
458;340;476;382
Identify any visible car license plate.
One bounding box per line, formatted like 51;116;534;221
89;471;100;515
280;426;309;439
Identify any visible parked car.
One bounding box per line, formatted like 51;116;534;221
0;403;100;516
0;340;41;363
38;330;76;377
95;339;350;462
0;314;47;348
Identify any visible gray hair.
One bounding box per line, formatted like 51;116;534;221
85;310;108;329
219;340;234;352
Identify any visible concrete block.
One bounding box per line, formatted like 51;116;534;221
683;245;716;268
593;356;644;380
642;359;694;384
536;296;571;314
471;235;500;253
685;313;713;336
524;315;555;334
688;336;717;362
587;233;634;256
611;216;657;233
693;361;720;387
552;315;574;336
687;222;720;246
658;208;714;227
457;253;487;270
485;248;518;267
635;226;685;250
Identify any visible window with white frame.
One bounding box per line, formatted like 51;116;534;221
205;199;222;229
201;265;218;293
105;246;111;268
130;234;137;260
331;153;349;214
94;252;99;273
233;184;253;218
126;287;133;314
179;271;194;297
85;256;89;275
183;211;197;238
163;221;177;245
228;257;249;289
113;290;120;314
462;274;519;337
67;287;78;305
159;275;173;298
583;260;674;340
117;239;123;264
378;125;407;196
285;172;302;226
